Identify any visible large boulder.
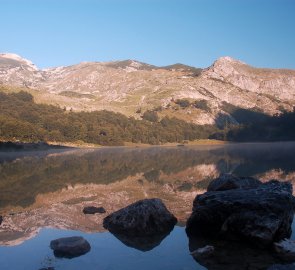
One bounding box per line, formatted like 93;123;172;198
103;198;177;236
50;236;91;258
186;175;294;247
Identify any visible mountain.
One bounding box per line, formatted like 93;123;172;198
0;53;294;126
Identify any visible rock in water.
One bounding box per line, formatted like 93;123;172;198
103;198;177;236
186;176;294;247
83;206;106;214
50;236;91;258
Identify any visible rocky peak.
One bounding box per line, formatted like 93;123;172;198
0;53;38;71
202;56;295;101
202;56;246;80
0;53;42;88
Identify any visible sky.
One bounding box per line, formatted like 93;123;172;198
1;0;295;69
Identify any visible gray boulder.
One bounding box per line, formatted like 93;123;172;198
50;236;91;258
186;177;294;247
103;198;177;236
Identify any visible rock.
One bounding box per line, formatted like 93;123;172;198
38;268;55;270
190;245;214;258
83;206;106;214
0;216;2;225
186;178;294;247
50;236;91;258
207;173;261;191
268;264;295;270
274;239;295;261
103;198;177;236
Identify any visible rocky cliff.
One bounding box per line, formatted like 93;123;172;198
0;53;294;125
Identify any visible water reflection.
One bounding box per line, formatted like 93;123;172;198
0;143;295;247
109;229;174;251
0;142;295;269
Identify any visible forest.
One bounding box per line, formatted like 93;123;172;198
0;91;217;145
1;91;295;145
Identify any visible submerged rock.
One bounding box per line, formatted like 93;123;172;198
103;198;177;236
50;236;91;258
186;175;294;247
83;206;106;214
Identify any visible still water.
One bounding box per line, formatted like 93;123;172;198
0;142;295;270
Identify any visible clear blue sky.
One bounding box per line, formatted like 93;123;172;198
1;0;295;69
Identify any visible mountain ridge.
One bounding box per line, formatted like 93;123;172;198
0;53;294;126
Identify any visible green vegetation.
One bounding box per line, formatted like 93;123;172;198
142;110;159;122
211;103;295;142
173;98;211;113
0;91;217;145
225;110;295;141
59;91;96;99
1;90;294;146
193;100;211;113
175;99;190;108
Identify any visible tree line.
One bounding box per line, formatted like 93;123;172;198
0;91;217;145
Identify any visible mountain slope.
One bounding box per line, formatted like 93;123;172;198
0;53;294;126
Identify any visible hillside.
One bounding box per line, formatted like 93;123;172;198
1;53;294;127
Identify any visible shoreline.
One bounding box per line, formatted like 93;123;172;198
1;139;294;151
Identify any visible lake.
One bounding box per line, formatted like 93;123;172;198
0;142;295;270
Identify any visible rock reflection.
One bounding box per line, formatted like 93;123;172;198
188;235;282;270
109;229;174;251
1;142;295;247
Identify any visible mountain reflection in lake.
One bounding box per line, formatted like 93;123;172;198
0;142;295;270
